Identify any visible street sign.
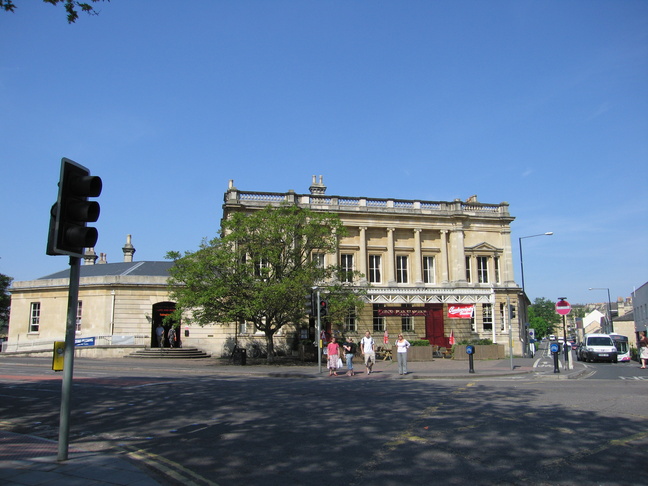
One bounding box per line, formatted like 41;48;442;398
528;328;535;339
550;342;560;353
555;299;571;316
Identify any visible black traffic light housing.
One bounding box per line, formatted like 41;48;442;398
319;299;328;317
47;158;102;257
305;291;316;317
510;305;516;319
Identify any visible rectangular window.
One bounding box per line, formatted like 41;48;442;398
494;257;500;284
340;253;354;283
396;255;408;283
344;309;357;332
313;252;325;268
477;256;489;283
500;303;506;331
239;320;248;334
369;255;382;284
254;258;269;277
465;256;472;283
423;256;435;284
76;301;83;332
483;304;493;331
29;302;40;333
373;304;385;332
401;305;413;332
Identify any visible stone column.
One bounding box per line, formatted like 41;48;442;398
387;227;396;286
501;228;516;286
414;228;423;285
450;228;467;284
440;230;449;284
359;226;368;284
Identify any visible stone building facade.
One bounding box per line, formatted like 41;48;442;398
223;176;525;355
5;237;180;355
6;178;526;358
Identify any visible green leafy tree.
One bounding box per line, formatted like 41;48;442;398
528;297;561;339
1;0;108;23
166;205;364;362
0;273;12;335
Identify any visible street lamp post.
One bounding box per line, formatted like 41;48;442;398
519;232;554;295
518;232;553;356
589;287;613;334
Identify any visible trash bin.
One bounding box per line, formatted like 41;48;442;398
233;347;246;365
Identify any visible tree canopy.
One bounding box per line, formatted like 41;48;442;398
528;297;562;338
1;0;108;23
166;204;364;361
0;273;12;334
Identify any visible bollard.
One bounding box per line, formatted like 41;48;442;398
550;342;560;373
466;345;475;373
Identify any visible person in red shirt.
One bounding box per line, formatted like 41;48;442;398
327;337;340;376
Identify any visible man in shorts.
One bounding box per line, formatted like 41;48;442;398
360;331;376;375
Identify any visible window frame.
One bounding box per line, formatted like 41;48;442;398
76;301;82;332
423;255;435;284
369;254;382;284
29;302;41;333
482;303;493;331
340;253;354;283
477;256;489;283
396;255;408;284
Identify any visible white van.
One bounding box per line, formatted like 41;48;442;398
581;333;618;363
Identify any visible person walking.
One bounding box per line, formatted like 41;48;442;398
638;331;648;369
327;337;340;376
155;324;165;348
394;334;411;375
167;326;176;348
360;331;376;375
343;337;356;376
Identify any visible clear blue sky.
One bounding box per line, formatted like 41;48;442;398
1;1;646;306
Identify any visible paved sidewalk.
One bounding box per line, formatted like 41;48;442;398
0;355;586;485
0;430;164;485
203;353;588;380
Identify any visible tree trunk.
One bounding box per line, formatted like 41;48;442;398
265;331;275;363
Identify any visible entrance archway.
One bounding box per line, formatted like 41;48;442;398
151;302;180;348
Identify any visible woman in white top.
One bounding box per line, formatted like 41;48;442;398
394;334;410;375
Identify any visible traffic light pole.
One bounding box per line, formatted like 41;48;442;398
317;289;322;374
57;256;81;461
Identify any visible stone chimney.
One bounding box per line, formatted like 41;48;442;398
98;253;108;264
122;234;136;262
309;175;326;195
83;247;98;265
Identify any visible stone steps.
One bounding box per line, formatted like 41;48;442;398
126;347;211;359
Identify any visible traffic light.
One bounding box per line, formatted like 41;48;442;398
47;158;102;257
510;305;516;319
319;299;328;317
305;291;316;317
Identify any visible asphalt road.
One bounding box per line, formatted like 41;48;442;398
0;357;646;486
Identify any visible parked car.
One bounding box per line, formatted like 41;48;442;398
580;334;618;363
549;335;557;341
576;343;587;361
570;342;579;350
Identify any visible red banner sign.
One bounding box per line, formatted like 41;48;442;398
447;304;475;319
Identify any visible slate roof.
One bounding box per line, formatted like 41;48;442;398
39;261;174;280
614;311;634;322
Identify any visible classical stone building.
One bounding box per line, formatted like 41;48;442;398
6;178;527;357
224;176;525;355
5;237;178;355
